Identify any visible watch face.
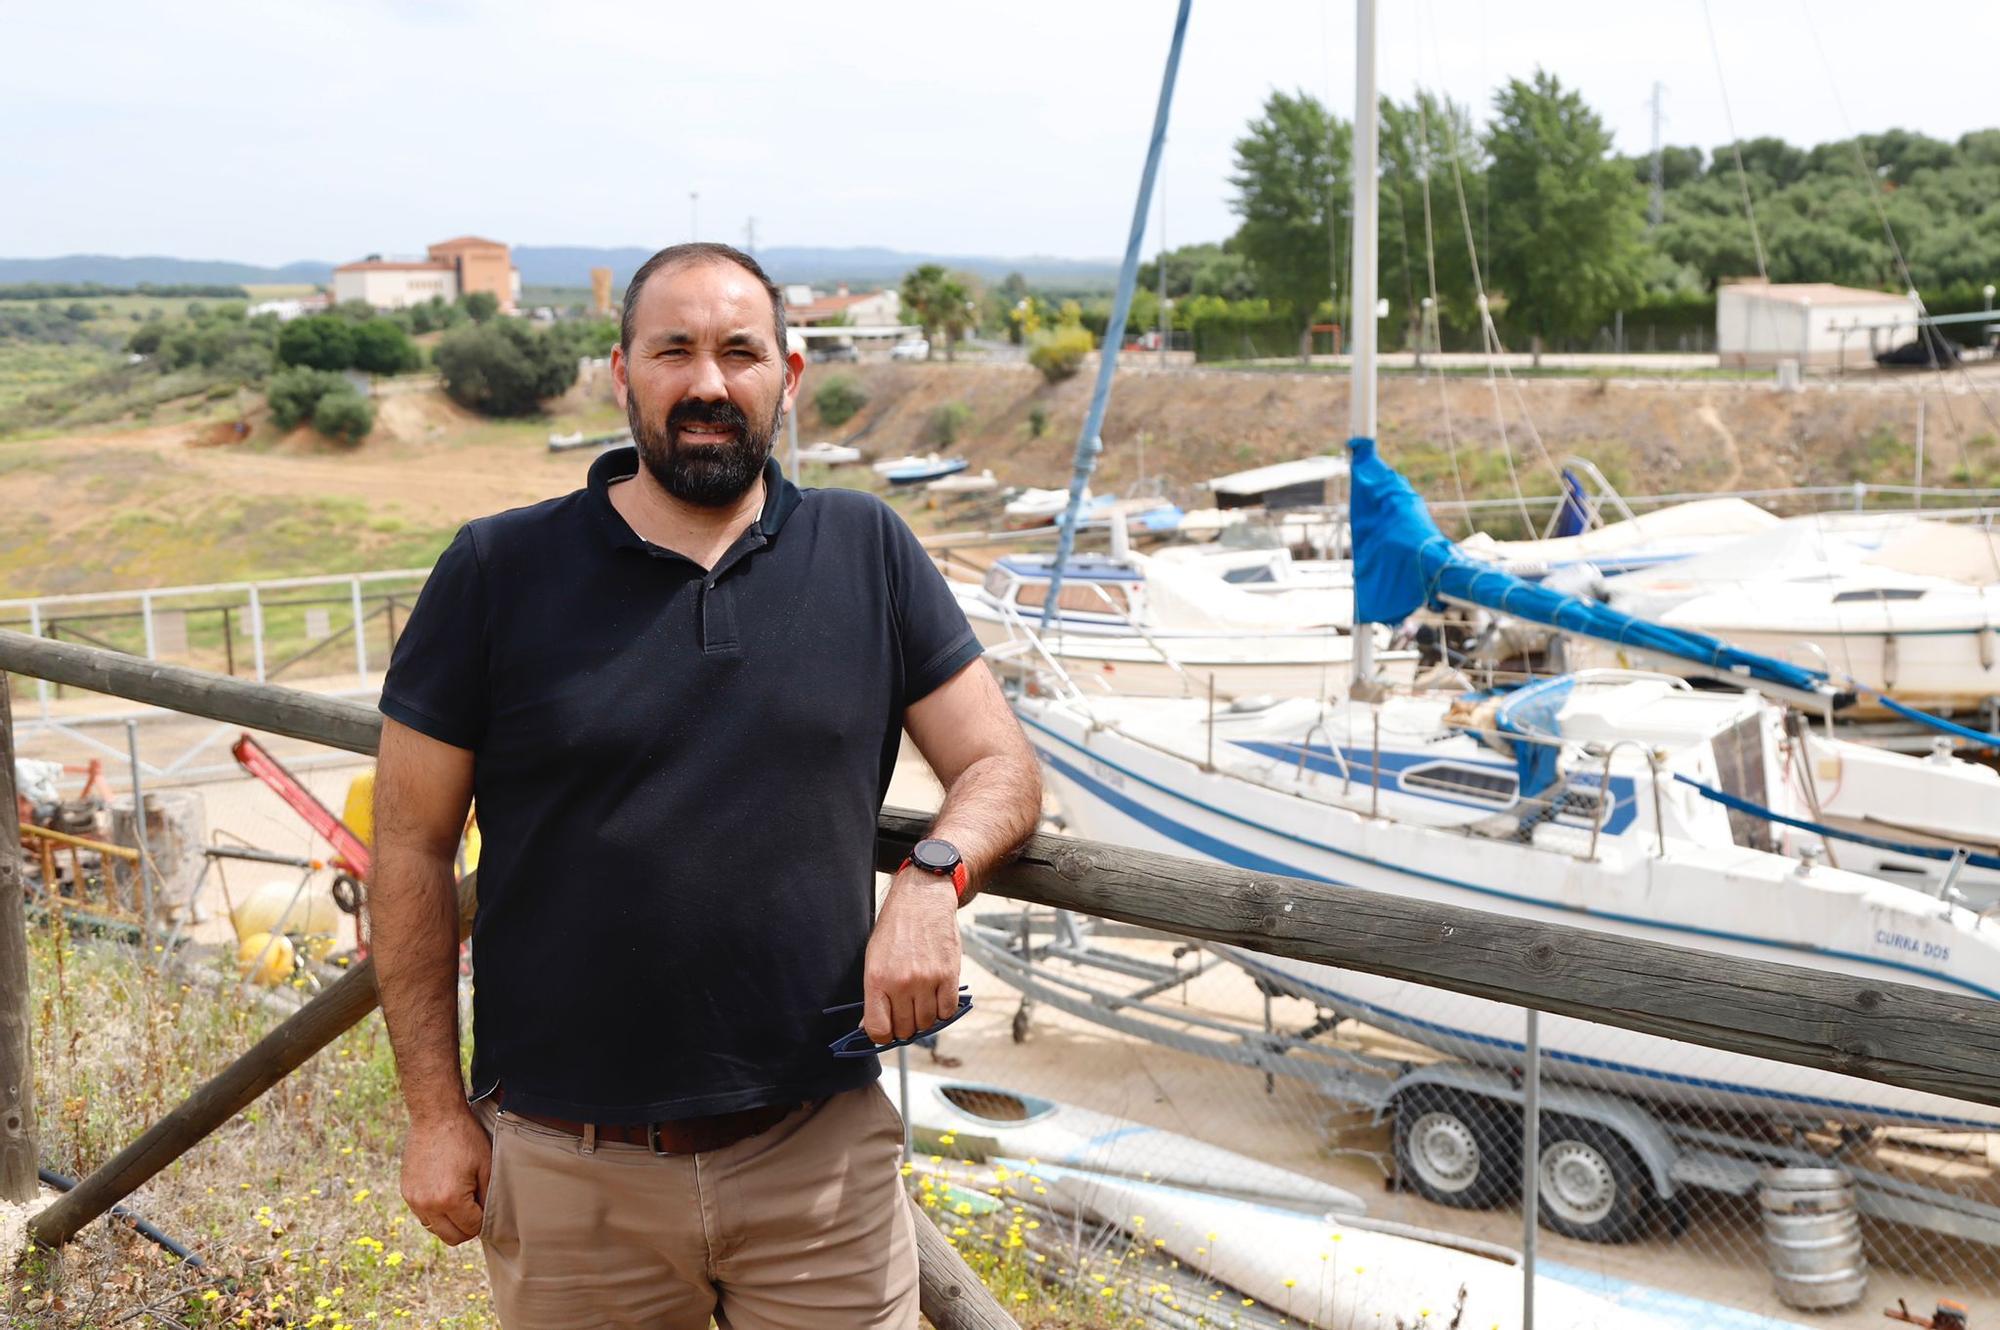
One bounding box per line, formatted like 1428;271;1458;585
912;838;961;874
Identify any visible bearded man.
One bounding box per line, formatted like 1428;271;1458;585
369;242;1041;1329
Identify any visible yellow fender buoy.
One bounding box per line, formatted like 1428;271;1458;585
236;932;296;986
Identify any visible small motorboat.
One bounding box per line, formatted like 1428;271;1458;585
1004;486;1086;526
885;457;969;486
873;452;942;476
797;441;862;466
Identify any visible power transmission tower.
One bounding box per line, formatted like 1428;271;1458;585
744;217;757;255
1649;82;1666;229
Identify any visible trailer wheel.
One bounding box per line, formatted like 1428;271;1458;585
1393;1087;1519;1210
1535;1117;1654;1243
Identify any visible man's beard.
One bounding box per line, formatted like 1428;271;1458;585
627;388;781;508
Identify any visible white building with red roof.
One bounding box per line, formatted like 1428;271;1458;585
783;284;901;327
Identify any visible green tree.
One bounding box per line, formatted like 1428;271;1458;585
1380;91;1482;348
463;291;500;323
898;264;973;361
434;321;577;416
311;388;375;444
1484;71;1647;345
350;318;421;375
1137;242;1258;302
1230;90;1351;357
276;315;358;371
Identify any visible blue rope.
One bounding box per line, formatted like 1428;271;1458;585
1865;690;2000;752
1671;773;2000;871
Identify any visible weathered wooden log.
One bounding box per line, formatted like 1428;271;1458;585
0;628;379;756
874;809;2000;1110
0;675;40;1203
908;1190;1018;1330
27;873;477;1248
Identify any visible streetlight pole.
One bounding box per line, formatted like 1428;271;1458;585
690;191;700;241
1984;284;1996;346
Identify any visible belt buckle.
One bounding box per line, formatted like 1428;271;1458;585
646;1120;670;1156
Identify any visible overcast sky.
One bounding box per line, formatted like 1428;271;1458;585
6;1;1995;267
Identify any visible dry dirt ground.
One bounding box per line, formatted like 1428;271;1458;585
793;359;2000;511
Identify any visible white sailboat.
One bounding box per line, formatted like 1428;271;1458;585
1583;515;2000;712
955;546;1396;700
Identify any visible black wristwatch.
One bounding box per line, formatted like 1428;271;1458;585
902;837;968;899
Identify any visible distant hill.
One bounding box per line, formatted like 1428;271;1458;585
514;245;1120;291
0;255;334;286
0;247;1118;294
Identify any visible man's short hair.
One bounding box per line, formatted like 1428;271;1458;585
619;242;788;357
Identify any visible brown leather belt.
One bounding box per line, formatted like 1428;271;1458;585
497;1091;803;1155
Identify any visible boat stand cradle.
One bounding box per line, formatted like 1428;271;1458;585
962;907;2000;1249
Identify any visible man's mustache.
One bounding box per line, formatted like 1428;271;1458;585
667;398;751;437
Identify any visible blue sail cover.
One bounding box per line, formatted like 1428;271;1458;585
1347;437;1830;697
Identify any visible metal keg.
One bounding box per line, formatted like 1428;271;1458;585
1759;1166;1867;1311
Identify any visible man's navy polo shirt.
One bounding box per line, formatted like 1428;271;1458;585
378;448;982;1123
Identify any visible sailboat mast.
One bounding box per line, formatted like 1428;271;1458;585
1040;0;1193;629
1349;0;1380;690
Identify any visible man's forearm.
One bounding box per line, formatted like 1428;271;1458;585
371;846;468;1124
924;750;1041;903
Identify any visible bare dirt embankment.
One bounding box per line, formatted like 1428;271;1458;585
795;360;2000;513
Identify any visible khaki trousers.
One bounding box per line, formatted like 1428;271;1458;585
477;1084;918;1330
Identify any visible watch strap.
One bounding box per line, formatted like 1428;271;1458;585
898;855;970;902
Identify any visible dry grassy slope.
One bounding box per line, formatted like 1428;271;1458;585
796;362;2000;514
4;362;1995;599
0;381;628;597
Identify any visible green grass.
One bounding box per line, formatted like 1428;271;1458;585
0;340;121;414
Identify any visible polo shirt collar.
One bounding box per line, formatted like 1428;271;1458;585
587;447;801;552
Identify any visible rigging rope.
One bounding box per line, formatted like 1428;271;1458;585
1796;0;2000;539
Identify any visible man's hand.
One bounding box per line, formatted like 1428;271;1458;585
401;1106;492;1246
862;871;962;1044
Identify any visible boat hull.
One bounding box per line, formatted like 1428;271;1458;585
1019;697;2000;1131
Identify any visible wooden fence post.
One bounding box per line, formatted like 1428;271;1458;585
0;672;39;1202
909;1190;1018;1330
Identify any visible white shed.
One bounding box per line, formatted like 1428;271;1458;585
1717;282;1920;369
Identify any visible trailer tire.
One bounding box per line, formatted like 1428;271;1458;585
1394;1087;1519;1210
1535;1117;1654;1243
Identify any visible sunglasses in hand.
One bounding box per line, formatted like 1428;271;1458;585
823;987;973;1058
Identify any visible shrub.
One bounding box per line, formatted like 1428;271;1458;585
814;376;869;427
1027;405;1048;438
928;402;972;448
434;321;578;416
312;388;375;444
265;366;351;430
1027;325;1092;383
